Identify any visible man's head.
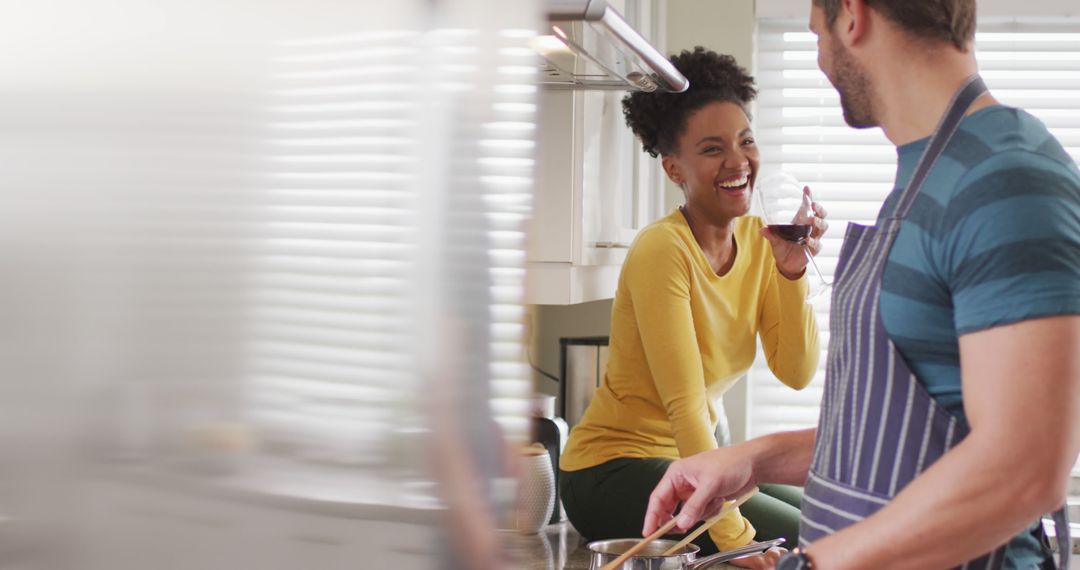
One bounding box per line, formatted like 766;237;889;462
812;0;975;51
809;0;976;128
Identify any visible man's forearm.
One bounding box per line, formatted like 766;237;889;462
747;428;816;486
805;433;1065;570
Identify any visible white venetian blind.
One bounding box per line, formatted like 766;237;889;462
748;17;1080;439
245;2;538;500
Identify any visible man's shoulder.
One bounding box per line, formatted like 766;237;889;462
897;106;1080;273
921;107;1080;225
950;106;1078;176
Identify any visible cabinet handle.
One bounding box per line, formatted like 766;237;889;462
593;242;630;249
290;533;343;546
184;515;232;528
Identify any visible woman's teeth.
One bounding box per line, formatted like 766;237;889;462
717;174;749;189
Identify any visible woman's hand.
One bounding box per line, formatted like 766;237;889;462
760;186;829;280
728;546;787;569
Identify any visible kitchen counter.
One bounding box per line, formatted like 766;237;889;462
504;520;743;570
509;520;1080;569
84;457;442;525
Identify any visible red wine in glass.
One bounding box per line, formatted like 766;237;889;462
767;224;812;243
756;171;832;301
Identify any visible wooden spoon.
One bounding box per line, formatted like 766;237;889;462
661;487;759;556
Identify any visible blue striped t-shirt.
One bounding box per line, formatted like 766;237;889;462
878;105;1080;568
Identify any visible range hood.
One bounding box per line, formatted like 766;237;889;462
535;0;689;92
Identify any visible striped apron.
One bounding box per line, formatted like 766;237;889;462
798;75;1072;569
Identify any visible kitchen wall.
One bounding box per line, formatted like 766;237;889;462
529;300;615;398
529;0;758;444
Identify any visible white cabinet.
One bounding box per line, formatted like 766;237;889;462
526;0;667;305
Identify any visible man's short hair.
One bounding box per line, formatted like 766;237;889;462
813;0;975;51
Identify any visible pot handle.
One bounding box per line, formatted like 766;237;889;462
685;538;786;570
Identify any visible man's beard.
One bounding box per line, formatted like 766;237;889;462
831;41;877;128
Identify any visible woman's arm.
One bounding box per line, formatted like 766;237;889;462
625;230;717;458
756;197;827;389
756;262;819;389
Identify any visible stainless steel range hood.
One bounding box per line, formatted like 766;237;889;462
535;0;688;92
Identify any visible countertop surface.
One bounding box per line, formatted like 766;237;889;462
87;458;442;525
509;521;1080;569
505;520;743;570
504;472;1080;568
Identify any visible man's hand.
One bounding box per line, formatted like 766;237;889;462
642;447;757;535
644;430;817;536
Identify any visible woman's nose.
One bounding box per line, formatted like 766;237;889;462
723;149;749;169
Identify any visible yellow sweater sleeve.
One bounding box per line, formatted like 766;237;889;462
758;267;820;389
623;229;756;550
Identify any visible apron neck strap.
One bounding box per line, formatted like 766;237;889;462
890;75;988;220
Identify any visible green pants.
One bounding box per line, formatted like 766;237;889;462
560;458;802;555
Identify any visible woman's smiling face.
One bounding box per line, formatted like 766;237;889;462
662;100;759;221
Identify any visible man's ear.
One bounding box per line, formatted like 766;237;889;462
838;0;871;47
661;155;683;186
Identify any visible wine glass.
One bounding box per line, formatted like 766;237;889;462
755;171;831;301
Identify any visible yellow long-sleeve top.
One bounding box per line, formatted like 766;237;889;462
560;209;819;550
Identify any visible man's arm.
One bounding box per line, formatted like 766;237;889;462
642;428;817;535
806;315;1080;569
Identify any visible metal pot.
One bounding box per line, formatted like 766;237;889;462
587;538;784;570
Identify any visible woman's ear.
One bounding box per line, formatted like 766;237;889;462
661;155;684;186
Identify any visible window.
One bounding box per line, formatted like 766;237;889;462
748;17;1080;440
245;22;538;502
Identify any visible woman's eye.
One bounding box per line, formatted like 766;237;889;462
742;138;756;146
703;147;721;154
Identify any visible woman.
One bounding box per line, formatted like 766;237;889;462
558;48;827;569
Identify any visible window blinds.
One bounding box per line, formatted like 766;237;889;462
748;17;1080;440
246;18;538;494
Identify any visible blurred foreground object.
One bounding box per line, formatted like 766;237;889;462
0;0;537;568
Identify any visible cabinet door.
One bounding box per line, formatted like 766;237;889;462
528;89;579;264
579;89;634;252
581;0;663;253
259;509;437;570
76;482;260;570
525;0;667;304
618;0;666;242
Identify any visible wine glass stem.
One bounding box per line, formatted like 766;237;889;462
802;245;830;287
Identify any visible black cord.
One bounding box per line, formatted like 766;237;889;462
525;346;560;384
530;362;560;384
522;315;560;384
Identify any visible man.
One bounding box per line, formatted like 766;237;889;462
642;1;1080;568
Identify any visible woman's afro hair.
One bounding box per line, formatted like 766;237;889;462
622;47;756;157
